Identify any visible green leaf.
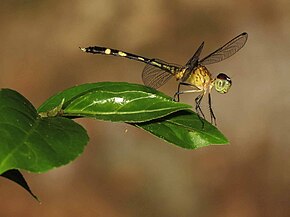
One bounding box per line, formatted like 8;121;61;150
136;110;229;149
0;89;89;174
38;82;228;149
1;169;39;201
38;82;191;122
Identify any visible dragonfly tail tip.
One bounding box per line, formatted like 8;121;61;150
79;47;87;52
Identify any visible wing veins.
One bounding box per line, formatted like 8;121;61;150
200;32;248;65
142;59;176;89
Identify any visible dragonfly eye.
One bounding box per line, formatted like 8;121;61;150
214;73;232;94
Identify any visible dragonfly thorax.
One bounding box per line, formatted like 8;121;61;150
183;65;213;92
214;73;232;94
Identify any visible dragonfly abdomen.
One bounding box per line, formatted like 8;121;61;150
80;46;178;73
80;46;152;64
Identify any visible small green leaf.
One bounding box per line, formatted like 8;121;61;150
136;110;229;149
38;82;191;122
0;89;89;174
1;169;39;201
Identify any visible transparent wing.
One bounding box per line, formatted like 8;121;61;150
142;64;173;89
200;32;248;65
185;41;204;68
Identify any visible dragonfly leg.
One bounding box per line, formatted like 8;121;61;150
208;93;217;125
195;94;206;128
175;90;205;126
174;85;205;128
173;82;200;101
173;83;181;102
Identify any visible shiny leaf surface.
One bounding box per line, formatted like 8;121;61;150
38;82;191;122
136;110;229;149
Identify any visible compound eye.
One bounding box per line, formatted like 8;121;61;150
217;73;232;85
215;73;232;94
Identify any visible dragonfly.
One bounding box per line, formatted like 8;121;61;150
80;32;248;126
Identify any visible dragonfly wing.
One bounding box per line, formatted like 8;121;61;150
142;63;173;89
185;41;204;68
200;32;248;65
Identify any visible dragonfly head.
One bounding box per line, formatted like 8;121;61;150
214;73;232;94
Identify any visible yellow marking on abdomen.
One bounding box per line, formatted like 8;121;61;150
105;48;111;54
175;68;186;80
118;51;127;57
151;61;161;67
138;57;145;61
162;65;171;71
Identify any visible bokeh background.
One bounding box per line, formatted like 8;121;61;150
0;0;289;216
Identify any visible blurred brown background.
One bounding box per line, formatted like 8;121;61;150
0;0;289;217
